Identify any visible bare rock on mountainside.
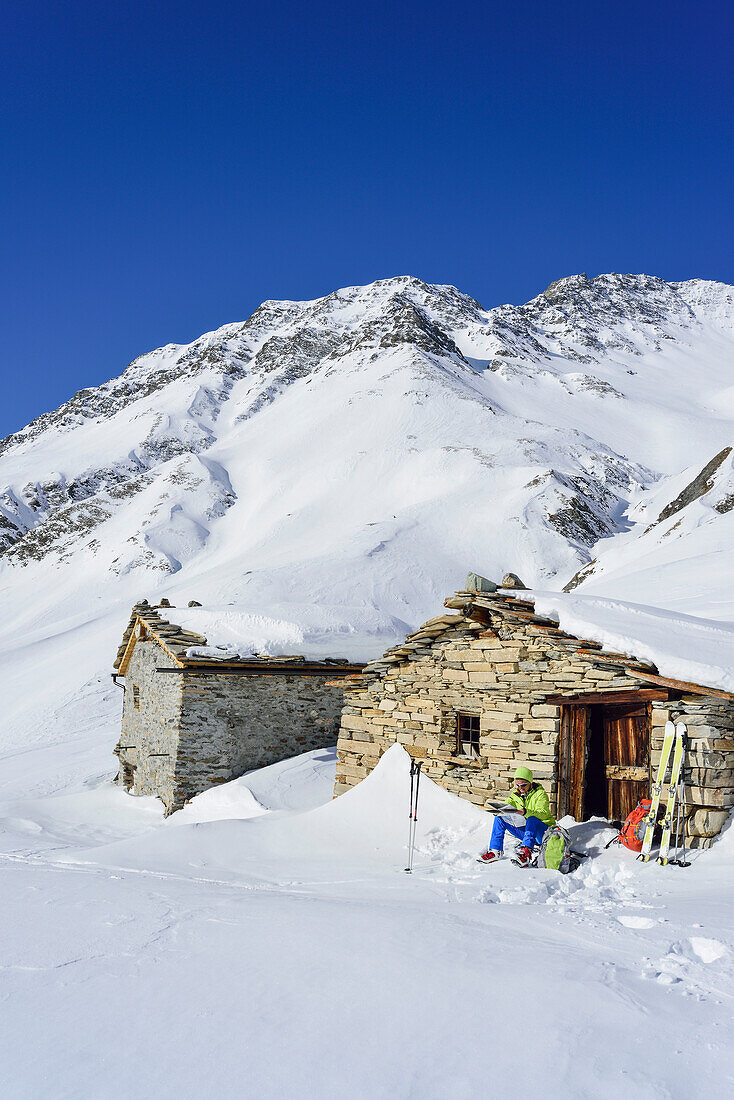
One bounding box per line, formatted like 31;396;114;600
652;447;732;528
563;443;734;599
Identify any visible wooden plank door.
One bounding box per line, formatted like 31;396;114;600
602;703;650;821
558;706;590;820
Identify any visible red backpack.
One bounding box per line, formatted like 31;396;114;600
607;805;651;853
615;798;652;852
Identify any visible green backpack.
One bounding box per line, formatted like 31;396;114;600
536;825;582;874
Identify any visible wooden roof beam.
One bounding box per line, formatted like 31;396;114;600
626;669;734;702
545;688;670;706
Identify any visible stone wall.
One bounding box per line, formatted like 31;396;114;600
116;641;348;815
114;640;183;808
334;610;734;847
170;671;346;811
652;697;734;847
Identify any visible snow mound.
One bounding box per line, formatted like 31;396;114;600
169;780;269;824
318;742;488;845
170;746;338;820
57;744;489;877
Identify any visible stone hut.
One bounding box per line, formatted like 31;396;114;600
113;600;363;814
334;578;734;848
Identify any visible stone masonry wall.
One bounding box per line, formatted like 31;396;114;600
114;640;183;809
335;614;734;847
170;672;346;811
651;697;734;847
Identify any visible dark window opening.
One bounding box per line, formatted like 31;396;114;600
456;713;480;757
132;685;140;709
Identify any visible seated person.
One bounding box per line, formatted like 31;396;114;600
479;766;556;866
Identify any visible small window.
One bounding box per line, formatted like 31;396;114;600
456;713;480;757
132;684;140;710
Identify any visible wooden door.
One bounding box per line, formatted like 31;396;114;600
558;706;590;820
602;703;649;821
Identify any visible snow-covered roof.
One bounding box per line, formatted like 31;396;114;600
357;585;734;697
114;601;361;673
113;586;734;695
523;590;734;696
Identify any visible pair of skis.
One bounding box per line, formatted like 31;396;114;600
639;721;688;866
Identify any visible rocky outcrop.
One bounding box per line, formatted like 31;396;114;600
653;447;732;527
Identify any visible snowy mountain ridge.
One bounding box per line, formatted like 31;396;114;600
4;272;732;457
2;272;732;583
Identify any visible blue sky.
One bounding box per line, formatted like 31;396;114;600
2;0;732;437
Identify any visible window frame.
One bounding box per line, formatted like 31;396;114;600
456;712;480;758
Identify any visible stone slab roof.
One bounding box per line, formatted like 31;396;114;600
342;586;734;701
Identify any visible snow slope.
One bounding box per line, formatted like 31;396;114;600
565;445;734;617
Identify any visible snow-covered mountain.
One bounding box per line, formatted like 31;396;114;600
1;272;733;759
3;273;733;581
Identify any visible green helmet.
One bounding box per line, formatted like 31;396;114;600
514;766;533;783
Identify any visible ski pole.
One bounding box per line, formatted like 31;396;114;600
407;761;419;873
674;751;691;868
411;761;422;871
404;756;415;866
680;776;690;867
405;759;422;873
673;775;683;863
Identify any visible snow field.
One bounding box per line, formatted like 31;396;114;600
1;743;734;1098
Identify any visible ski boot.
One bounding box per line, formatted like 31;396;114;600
512;845;533;868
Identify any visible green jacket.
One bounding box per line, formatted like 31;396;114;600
507;782;556;827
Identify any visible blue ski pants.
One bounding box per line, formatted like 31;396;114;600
490;814;548;852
